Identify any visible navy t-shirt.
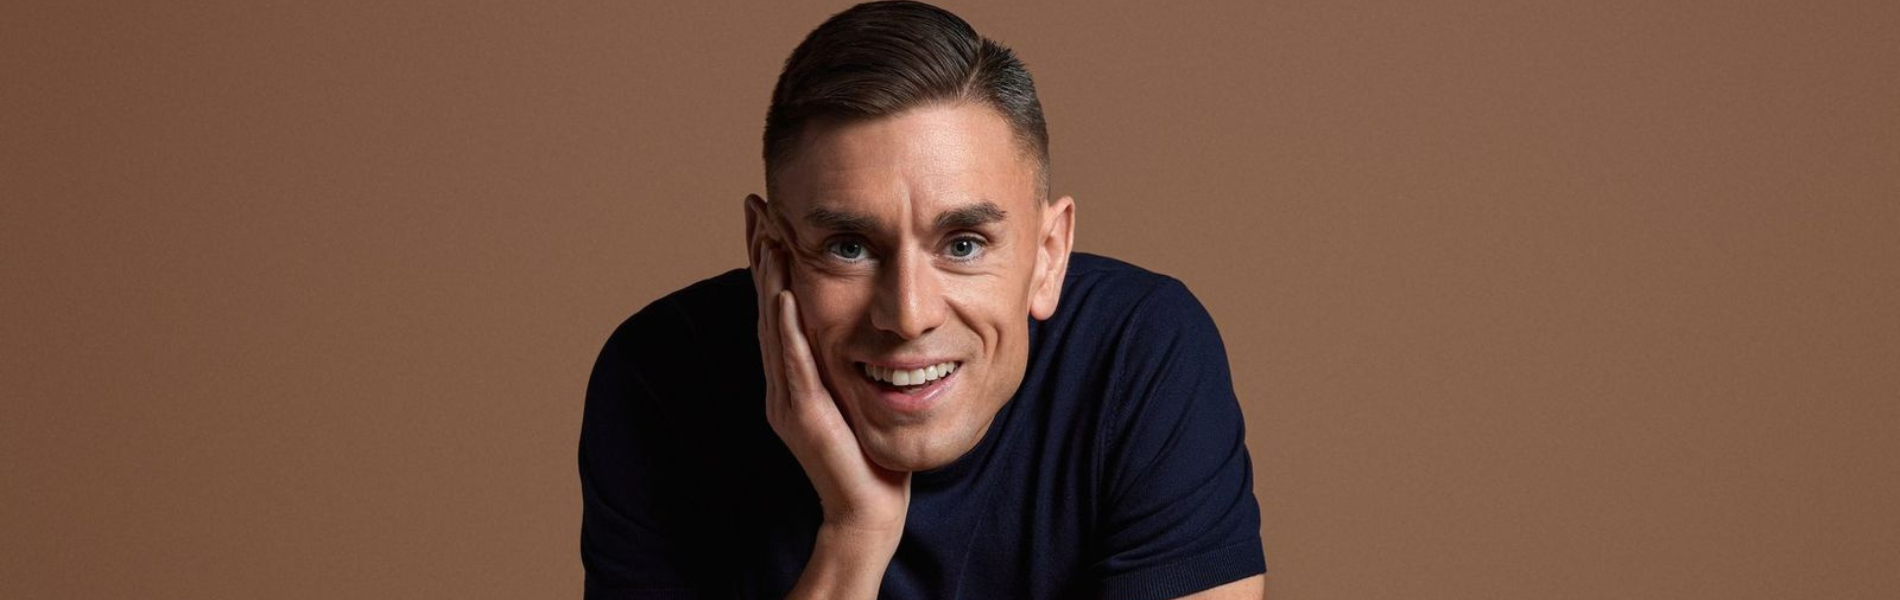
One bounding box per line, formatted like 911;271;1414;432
580;253;1264;600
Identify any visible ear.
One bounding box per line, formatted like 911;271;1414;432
1028;195;1076;320
744;193;770;267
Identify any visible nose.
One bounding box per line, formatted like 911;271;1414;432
869;248;946;340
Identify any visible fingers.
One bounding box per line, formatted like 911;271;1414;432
756;245;784;406
754;240;791;322
776;290;826;403
755;245;775;322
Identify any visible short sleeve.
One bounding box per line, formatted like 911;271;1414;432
578;298;708;600
1088;279;1266;600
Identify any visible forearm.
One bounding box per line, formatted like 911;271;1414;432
783;524;902;600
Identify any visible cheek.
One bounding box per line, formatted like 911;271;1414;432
943;278;1031;348
791;275;870;347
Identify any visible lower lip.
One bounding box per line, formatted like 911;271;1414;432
864;365;959;414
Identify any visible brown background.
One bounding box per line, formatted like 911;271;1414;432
3;0;1896;598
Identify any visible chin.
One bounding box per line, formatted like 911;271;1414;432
827;352;1019;473
865;449;950;473
857;422;984;473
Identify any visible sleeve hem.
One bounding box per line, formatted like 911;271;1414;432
583;583;702;600
1094;539;1267;600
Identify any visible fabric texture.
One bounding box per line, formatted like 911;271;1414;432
580;252;1264;600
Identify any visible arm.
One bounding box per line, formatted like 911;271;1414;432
579;296;714;597
783;524;903;599
748;194;911;600
767;283;905;599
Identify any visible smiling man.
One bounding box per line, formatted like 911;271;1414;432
580;2;1265;599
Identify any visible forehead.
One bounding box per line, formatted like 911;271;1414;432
772;102;1038;222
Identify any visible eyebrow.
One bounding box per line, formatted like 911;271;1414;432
803;206;879;233
802;201;1009;233
934;201;1008;231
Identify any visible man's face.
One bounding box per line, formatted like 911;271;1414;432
752;102;1074;472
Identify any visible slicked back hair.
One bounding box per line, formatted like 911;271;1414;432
763;0;1051;200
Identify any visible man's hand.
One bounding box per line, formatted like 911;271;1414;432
749;197;911;598
753;241;913;532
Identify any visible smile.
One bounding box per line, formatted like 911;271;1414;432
855;359;962;415
860;361;960;389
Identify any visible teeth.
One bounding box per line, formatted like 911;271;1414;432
863;361;959;386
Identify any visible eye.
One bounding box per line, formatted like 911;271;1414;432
945;237;985;261
826;239;869;262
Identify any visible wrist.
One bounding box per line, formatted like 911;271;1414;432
788;522;902;599
816;518;905;556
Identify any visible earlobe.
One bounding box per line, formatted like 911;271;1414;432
1028;196;1076;320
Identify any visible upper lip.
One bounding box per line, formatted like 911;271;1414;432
857;358;961;370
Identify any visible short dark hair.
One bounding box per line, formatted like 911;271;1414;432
763;0;1050;199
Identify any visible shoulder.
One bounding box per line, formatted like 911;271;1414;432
601;268;754;353
583;267;777;480
1061;252;1229;393
1043;253;1223;364
591;268;757;381
1024;253;1234;456
1057;252;1189;316
1016;255;1262;595
1047;253;1240;478
586;268;762;423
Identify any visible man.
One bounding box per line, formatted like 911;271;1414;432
580;2;1265;598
